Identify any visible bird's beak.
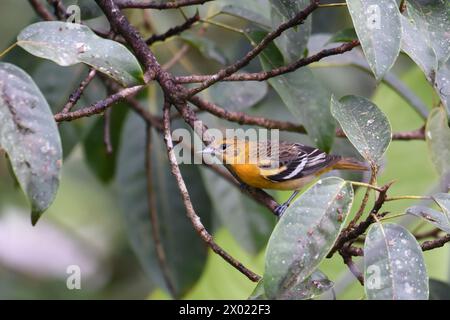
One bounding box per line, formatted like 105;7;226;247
198;146;216;155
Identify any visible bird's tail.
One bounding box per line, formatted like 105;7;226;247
333;157;369;171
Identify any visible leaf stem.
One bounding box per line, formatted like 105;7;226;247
0;42;18;59
385;195;431;202
199;18;245;35
318;3;347;8
349;181;383;192
379;213;407;221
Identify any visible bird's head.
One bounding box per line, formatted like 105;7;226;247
200;138;249;164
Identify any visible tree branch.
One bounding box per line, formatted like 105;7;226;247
28;0;55;21
116;0;215;9
162;100;261;282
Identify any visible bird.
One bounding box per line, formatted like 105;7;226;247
201;138;368;216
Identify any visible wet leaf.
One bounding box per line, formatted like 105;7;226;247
270;0;311;62
406;206;450;234
401;15;437;83
248;280;267;300
0;62;62;225
180;32;228;65
435;58;450;116
346;0;402;80
83;104;128;183
18;21;144;86
264;177;353;299
426;107;450;183
433;193;450;217
429;279;450;300
277;270;334;300
331;95;392;165
406;0;450;63
364;223;429;300
217;0;271;29
207;80;268;111
327;28;358;44
116;113;212;297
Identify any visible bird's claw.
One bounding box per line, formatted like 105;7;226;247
239;183;250;192
274;204;288;217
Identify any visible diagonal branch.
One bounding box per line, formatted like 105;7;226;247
162;99;261;282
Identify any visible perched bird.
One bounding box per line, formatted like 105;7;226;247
201;138;368;216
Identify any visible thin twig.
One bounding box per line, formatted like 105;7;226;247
421;235;450;251
28;0;55;21
328;182;393;258
61;68;97;114
146;11;200;45
162;99;261;282
55;85;144;122
103;108;113;154
116;0;215;9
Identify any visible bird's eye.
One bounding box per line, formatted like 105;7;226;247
220;143;228;150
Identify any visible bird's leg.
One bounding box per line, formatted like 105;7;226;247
275;190;300;217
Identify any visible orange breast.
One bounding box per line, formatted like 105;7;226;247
230;164;314;190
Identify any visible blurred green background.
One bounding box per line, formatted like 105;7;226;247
0;0;447;299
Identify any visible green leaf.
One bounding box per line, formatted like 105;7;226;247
217;0;271;29
429;279;450;300
435;58;450;116
248;280;267;300
246;30;285;68
83;104;128;183
346;0;402;80
76;0;103;20
406;0;450;63
331;95;392;165
206;80;268;111
364;223;429;300
264;177;354;299
269;0;311;62
200;167;275;254
276;270;334;300
426;107;450;183
17;21;144;86
180;32;228;65
433;193;450;217
0;62;62;225
327;28;358;44
406;206;450;234
401;15;437;83
116;113;213;297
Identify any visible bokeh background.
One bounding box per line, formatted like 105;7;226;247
0;0;446;299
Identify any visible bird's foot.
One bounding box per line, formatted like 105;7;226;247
274;204;289;217
239;182;250;192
